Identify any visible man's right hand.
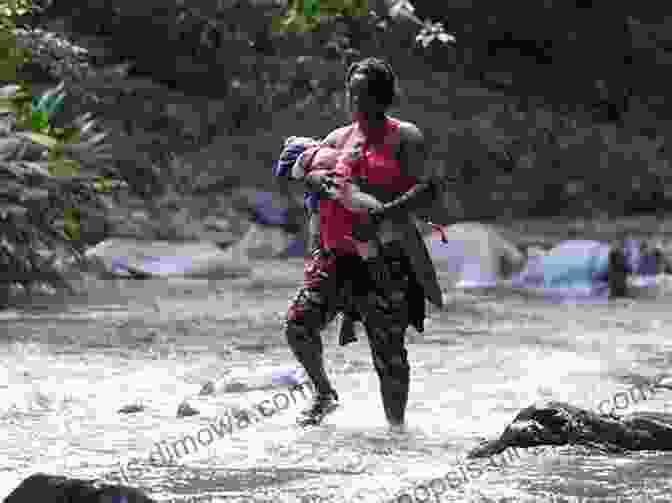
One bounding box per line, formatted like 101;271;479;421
304;172;340;194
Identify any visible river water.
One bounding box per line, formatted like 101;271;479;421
1;259;672;503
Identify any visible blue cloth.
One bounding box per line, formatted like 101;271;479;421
275;143;308;178
275;142;321;212
623;238;640;273
304;192;321;212
639;252;660;276
110;255;193;277
110;257;133;277
271;367;307;386
253;191;289;226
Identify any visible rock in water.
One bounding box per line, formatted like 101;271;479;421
118;403;145;414
199;380;216;395
467;400;672;458
176;401;199;418
3;473;156;502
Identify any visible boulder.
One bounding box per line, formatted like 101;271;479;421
104;196;243;244
107;217;159;241
218;222;306;261
84;238;252;279
3;473;156;503
468;398;672;459
155;207;209;241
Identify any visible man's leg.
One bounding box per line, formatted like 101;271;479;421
338;278;360;346
359;245;411;429
285;249;341;425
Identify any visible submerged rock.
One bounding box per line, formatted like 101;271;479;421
118;404;144;414
199;380;216;396
3;473;156;502
176;401;199;418
468;398;672;458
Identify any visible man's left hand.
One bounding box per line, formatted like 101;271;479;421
368;205;386;225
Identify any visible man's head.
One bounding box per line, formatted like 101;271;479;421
345;57;397;117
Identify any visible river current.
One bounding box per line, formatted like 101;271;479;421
1;259;671;502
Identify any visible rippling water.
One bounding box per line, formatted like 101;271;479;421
1;259;672;502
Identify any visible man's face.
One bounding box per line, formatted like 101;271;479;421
347;71;384;117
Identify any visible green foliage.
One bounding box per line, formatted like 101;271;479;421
62;206;80;241
274;0;455;50
28;83;66;133
0;81;118;300
0;0;40;82
92;177;116;193
0;0;35;18
274;0;369;33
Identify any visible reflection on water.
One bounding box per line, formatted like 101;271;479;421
1;266;672;502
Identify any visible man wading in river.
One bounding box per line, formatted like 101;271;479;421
283;57;444;431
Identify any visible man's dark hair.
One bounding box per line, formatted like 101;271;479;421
345;57;397;108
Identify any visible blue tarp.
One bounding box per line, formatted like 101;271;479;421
511;240;611;301
509;239;663;301
428;230;665;301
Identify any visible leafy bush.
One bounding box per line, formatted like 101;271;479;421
0;0;135;304
0;81;118;302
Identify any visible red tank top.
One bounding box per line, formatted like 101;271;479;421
320;117;417;254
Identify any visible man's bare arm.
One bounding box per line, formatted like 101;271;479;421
320;129;342;148
370;122;439;221
399;122;432;183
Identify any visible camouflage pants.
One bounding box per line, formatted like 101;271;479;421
285;242;411;424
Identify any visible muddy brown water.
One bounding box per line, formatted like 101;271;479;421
1;259;672;502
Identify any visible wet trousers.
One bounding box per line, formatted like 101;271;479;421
285;242;412;424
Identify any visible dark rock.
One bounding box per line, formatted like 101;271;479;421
468;399;672;459
199;380;216;396
223;381;249;393
118;404;144;414
176;401;199;418
3;473;156;503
